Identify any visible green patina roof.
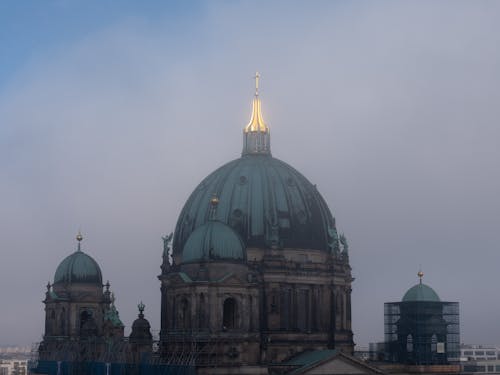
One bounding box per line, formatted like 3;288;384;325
283;350;338;375
54;250;103;285
402;283;440;302
104;305;124;327
182;221;245;263
174;154;338;254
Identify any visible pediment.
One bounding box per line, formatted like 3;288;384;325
280;350;384;375
301;355;382;374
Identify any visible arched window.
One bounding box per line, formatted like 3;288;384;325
80;310;91;327
431;334;437;352
407;334;413;352
223;298;237;329
80;309;97;337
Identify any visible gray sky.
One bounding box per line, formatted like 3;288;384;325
1;1;500;347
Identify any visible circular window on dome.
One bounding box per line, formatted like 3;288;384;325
232;209;243;218
239;176;247;185
286;177;295;187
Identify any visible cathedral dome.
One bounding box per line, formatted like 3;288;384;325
174;79;338;254
182;220;245;263
53;234;103;285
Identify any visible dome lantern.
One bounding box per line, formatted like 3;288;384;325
242;72;271;156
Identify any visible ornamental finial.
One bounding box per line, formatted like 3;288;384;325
254;71;260;96
418;269;424;284
138;301;145;317
209;194;219;220
242;72;271;155
76;231;83;251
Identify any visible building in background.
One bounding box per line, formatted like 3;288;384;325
0;359;27;375
459;345;500;374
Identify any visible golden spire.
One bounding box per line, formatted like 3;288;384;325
244;72;269;134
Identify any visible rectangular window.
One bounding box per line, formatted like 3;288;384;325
297;289;310;331
464;351;473;355
475;351;485;355
486;351;496;355
280;289;292;330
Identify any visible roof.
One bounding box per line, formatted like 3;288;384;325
280;350;385;375
182;221;245;263
104;305;123;327
286;350;338;374
402;283;440;302
54;250;103;285
173;154;339;253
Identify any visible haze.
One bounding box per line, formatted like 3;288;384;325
1;1;499;347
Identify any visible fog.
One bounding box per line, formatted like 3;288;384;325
1;1;500;347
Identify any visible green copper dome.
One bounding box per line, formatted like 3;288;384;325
54;250;103;285
402;283;440;302
174;154;338;254
182;221;245;263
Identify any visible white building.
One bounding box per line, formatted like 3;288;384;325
0;360;27;375
461;346;500;362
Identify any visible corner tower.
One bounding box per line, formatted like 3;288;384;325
160;76;353;372
384;271;460;365
40;233;124;362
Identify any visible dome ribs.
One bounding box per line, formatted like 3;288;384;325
173;155;338;254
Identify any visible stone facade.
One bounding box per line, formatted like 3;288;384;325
159;244;353;370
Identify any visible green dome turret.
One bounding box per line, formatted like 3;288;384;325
402;271;440;302
53;234;103;285
182;221;245;264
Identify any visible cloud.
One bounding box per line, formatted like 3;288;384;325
1;1;500;346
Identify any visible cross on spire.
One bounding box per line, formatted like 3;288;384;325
418;269;424;284
76;231;83;252
254;71;260;96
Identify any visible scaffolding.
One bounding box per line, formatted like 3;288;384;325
29;330;247;374
384;301;460;365
29;337;196;375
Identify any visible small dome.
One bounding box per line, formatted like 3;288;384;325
182;221;245;264
54;251;103;285
402;283;440;302
130;302;152;343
